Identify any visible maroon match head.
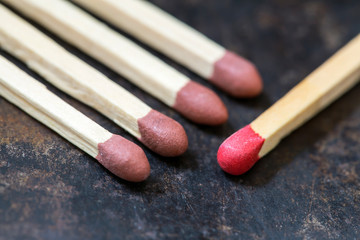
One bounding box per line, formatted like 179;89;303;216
96;135;150;182
217;125;265;175
138;110;188;157
173;81;228;125
210;51;263;98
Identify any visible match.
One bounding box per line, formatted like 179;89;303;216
72;0;263;98
217;35;360;175
0;56;150;182
3;0;228;125
0;5;188;157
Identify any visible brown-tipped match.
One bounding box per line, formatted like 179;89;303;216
210;51;263;98
138;110;188;157
96;135;150;182
173;81;228;125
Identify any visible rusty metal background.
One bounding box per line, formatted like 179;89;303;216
1;0;360;239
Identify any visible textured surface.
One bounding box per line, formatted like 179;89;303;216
1;0;360;239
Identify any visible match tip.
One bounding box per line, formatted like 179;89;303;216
138;110;188;157
174;81;228;125
96;135;150;182
211;51;263;98
217;125;265;175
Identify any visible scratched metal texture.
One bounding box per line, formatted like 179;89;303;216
0;0;360;239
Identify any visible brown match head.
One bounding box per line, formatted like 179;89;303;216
210;51;263;98
138;110;188;157
173;81;228;125
96;135;150;182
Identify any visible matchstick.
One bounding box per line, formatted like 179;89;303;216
0;5;188;157
0;56;150;182
217;35;360;175
2;0;228;125
71;0;263;98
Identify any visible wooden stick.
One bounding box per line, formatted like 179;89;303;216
0;55;150;182
217;35;360;175
71;0;263;98
2;0;228;125
0;5;188;157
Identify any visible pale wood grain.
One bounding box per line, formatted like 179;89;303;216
72;0;226;78
2;0;189;106
251;35;360;157
0;56;112;157
0;5;151;138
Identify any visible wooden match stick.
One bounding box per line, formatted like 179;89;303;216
217;35;360;175
0;56;150;182
71;0;263;98
3;0;228;126
0;5;188;157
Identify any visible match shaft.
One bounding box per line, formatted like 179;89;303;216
72;0;225;79
252;34;360;157
2;0;188;106
72;0;263;97
0;5;150;138
0;55;110;157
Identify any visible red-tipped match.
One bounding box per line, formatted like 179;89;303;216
210;51;263;98
217;125;265;175
137;110;188;157
173;81;228;125
96;135;150;182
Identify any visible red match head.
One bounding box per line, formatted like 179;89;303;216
211;51;263;98
138;110;188;157
174;81;228;125
217;125;265;175
96;135;150;182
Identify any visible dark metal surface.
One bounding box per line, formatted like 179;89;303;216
1;0;360;239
